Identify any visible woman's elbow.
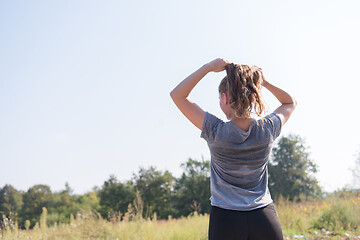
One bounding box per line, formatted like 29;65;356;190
170;90;176;100
170;89;185;101
292;99;298;109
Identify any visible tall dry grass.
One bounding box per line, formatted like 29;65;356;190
1;211;208;240
1;191;359;240
276;191;360;239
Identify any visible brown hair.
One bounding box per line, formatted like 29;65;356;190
218;63;265;119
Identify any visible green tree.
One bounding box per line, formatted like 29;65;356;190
133;167;175;219
98;175;136;218
45;183;79;225
173;158;210;217
268;134;321;201
0;185;23;221
20;185;52;228
75;191;100;212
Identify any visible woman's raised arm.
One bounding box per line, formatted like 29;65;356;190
259;71;297;125
170;58;229;130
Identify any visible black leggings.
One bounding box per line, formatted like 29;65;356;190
209;203;283;240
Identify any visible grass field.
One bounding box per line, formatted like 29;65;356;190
1;191;359;240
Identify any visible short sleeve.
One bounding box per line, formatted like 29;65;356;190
200;112;223;143
264;112;282;139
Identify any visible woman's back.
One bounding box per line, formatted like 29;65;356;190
201;111;282;211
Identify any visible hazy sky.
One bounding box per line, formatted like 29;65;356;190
1;0;359;194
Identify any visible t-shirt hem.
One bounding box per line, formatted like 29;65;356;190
200;111;209;139
267;112;282;138
211;200;273;211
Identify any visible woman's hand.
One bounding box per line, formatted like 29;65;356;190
252;65;268;87
206;58;230;72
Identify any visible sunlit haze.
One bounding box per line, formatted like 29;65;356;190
1;0;360;194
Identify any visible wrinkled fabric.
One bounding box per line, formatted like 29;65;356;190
201;112;282;211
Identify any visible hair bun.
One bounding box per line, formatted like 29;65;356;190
219;64;265;119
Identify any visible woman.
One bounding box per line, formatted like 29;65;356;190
170;58;296;240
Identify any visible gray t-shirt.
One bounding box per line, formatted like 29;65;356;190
200;112;282;211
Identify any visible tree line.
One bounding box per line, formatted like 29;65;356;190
1;134;321;229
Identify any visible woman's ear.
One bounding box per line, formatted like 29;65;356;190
222;92;229;105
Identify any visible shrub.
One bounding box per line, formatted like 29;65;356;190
312;202;359;231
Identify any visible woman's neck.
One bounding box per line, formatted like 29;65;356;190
230;116;254;132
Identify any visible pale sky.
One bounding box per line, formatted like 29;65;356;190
1;0;359;194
